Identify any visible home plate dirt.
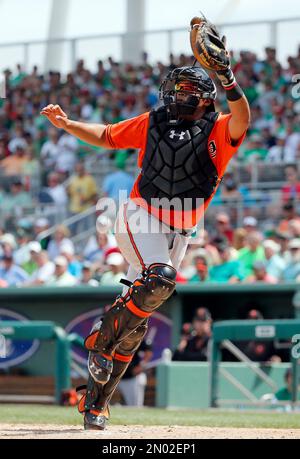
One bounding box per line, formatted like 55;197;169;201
0;424;300;439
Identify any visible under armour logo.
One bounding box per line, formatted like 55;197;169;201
169;130;187;141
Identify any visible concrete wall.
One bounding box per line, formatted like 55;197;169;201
156;362;290;408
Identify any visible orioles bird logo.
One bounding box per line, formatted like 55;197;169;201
208;140;217;158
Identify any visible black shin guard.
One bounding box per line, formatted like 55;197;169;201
79;321;148;413
77;376;110;430
97;320;149;409
85;264;176;359
77;375;102;413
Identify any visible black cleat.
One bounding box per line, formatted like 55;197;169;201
84;408;110;431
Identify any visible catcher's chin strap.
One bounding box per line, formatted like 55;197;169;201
78;320;148;414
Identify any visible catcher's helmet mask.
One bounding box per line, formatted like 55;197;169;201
159;66;217;125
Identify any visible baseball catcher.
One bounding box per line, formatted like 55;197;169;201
41;15;250;430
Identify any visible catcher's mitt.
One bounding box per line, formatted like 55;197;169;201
190;16;230;72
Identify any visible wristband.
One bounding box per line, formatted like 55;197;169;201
217;69;244;101
223;82;244;101
216;68;235;87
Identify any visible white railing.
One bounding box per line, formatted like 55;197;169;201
1;17;300;73
0;203;67;229
0;190;288;248
37;205;96;240
89;158;292;191
205;190;286;229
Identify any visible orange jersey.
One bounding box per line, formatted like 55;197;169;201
105;111;246;229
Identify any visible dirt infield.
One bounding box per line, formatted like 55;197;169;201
0;424;300;439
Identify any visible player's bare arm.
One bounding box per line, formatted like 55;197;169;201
227;96;251;142
40;104;110;148
216;53;251;142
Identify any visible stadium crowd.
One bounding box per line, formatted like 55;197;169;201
0;46;300;287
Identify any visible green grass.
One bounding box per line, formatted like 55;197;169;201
0;405;300;429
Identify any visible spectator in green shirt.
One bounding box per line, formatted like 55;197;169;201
238;232;265;277
209;243;245;283
2;179;32;219
274;369;300;401
21;241;41;275
189;254;210;283
243;134;268;162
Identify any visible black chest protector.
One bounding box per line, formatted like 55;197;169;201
138;106;220;210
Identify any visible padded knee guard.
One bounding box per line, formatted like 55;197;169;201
79;320;148;414
85;263;176;360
